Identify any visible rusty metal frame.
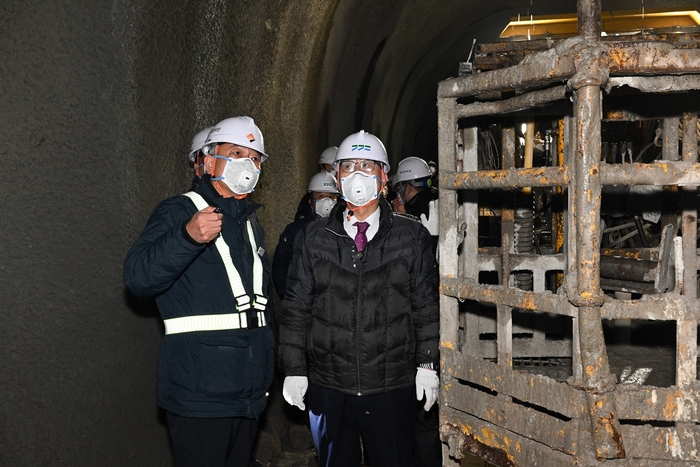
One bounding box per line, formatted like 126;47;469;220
437;0;700;465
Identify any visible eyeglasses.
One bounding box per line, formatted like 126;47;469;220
338;159;378;174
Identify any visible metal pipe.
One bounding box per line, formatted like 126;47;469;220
577;0;601;38
455;86;569;119
573;85;603;303
441;166;569;190
600;161;700;186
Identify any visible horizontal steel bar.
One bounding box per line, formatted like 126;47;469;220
600;162;700;186
608;43;700;76
609;75;700;93
614;384;700;422
440;277;576;316
439;38;578;98
443;350;584;419
600;294;698;320
442;162;700;190
621;424;700;461
456;85;569;119
441;39;700;99
440;166;569;190
444;383;578;454
477;253;566;273
441;408;578;466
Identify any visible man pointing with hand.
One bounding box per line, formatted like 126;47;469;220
124;116;275;467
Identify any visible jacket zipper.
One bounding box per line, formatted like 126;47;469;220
356;254;363;396
325;224;366;396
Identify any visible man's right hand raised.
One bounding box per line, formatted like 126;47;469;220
185;206;222;243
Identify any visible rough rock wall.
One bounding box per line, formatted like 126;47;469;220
0;0;333;465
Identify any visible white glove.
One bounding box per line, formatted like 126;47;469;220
283;376;308;410
415;367;439;411
420;199;439;236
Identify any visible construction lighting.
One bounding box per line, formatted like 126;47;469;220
500;9;700;39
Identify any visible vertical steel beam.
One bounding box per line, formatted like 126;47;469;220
678;113;698;387
577;0;601;38
437;97;459;349
460;127;482;358
573;86;603;305
498;126;516;367
663;118;680;161
437;97;461;467
572;1;625;457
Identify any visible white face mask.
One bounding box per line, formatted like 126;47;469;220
314;197;336;218
212;156;260;195
340;171;379;208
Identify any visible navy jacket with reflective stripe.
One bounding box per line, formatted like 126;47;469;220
123;177;274;418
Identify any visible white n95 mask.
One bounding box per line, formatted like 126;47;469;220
314;198;336;218
212;156;260;195
340;171;379;208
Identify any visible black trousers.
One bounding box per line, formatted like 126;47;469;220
166;412;258;467
307;383;415;467
414;401;442;467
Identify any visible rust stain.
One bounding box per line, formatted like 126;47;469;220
662;391;682;418
601;248;641;259
585;365;595;376
441;340;456;350
580;290;595;300
522;296;536;310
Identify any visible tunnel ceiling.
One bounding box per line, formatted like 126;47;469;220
316;0;700;169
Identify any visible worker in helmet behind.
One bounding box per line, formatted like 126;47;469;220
279;130;440;467
272;171;339;299
318;145;338;176
286;146;339;235
392;156;439;244
188;126;212;190
124;116;274;467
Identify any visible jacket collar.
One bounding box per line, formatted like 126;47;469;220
325;198;393;241
196;175;262;222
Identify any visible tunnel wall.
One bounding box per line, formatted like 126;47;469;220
0;0;334;464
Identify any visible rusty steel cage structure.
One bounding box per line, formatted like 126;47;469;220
436;1;700;465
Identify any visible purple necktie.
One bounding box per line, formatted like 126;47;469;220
353;221;369;252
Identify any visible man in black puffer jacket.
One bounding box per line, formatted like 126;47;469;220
124;117;275;467
279;131;440;467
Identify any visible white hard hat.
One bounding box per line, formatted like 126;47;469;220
335;130;390;173
318;146;338;165
394;156;431;184
205;116;268;162
188;127;212;162
307;172;339;194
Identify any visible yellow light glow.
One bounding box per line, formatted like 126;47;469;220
500;9;700;38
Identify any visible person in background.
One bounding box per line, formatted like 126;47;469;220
287;146;340;241
124;116;275;467
189;126;213;181
279;130;440;467
318;145;338;176
272;171;339;299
